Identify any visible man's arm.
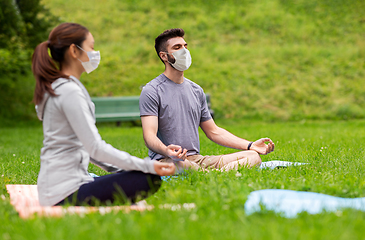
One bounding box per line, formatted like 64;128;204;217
141;115;187;160
200;119;274;155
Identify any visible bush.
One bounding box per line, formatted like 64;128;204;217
0;0;59;123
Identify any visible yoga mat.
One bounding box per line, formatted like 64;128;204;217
259;160;308;169
6;185;195;219
244;189;365;218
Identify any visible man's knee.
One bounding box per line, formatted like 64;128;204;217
245;150;262;166
160;157;200;172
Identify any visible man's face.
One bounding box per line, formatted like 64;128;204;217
165;37;188;63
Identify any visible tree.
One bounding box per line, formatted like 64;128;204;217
0;0;59;123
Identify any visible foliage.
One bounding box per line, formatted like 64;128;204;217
2;119;365;239
0;0;59;123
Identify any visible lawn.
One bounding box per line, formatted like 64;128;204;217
34;0;365;121
1;119;365;239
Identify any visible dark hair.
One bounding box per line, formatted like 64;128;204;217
154;28;185;63
32;23;89;104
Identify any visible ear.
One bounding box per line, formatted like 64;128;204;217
159;51;168;62
68;44;79;59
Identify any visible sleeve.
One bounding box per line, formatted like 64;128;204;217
60;86;156;174
200;89;212;122
139;85;159;117
89;158;121;173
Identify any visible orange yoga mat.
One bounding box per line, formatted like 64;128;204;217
6;185;195;219
6;184;151;219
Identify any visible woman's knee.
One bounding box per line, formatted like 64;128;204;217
146;174;162;193
123;173;162;203
113;171;162;198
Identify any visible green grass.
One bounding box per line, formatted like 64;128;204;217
1;119;365;239
4;0;364;122
32;0;365;121
2;0;364;122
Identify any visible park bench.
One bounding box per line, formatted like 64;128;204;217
91;94;214;124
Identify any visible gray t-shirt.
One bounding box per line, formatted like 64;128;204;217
140;74;212;160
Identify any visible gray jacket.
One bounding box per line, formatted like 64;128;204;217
36;76;156;206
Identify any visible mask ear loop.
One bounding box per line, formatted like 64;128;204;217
76;45;86;52
75;44;90;63
165;52;176;64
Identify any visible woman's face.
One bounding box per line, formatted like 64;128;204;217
78;32;95;62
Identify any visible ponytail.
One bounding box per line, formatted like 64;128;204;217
32;41;68;104
31;23;89;105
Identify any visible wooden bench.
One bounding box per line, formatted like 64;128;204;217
91;94;214;124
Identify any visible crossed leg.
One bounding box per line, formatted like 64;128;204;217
159;157;200;173
217;150;261;171
159;150;261;172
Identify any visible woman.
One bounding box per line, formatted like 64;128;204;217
32;23;175;206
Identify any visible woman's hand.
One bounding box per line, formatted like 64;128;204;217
153;161;176;176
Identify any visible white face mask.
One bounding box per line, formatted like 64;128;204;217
77;45;101;74
167;47;192;71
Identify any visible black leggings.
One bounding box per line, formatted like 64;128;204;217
56;171;161;206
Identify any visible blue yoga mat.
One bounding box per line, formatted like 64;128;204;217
244;189;365;218
161;175;181;181
259;160;308;169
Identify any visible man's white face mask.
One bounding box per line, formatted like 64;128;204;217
167;47;192;71
77;45;101;74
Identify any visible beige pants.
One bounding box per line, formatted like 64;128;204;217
159;150;261;172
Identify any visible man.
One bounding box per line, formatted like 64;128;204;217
139;28;274;171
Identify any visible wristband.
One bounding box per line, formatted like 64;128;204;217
247;142;253;150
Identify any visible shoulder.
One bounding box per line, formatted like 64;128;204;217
141;74;168;95
52;78;84;100
52;78;77;90
144;74;168;90
184;78;204;93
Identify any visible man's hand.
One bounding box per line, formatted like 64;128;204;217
250;138;275;155
153;161;176;176
165;144;188;161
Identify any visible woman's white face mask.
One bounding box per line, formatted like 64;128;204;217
167;47;192;71
76;45;101;74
